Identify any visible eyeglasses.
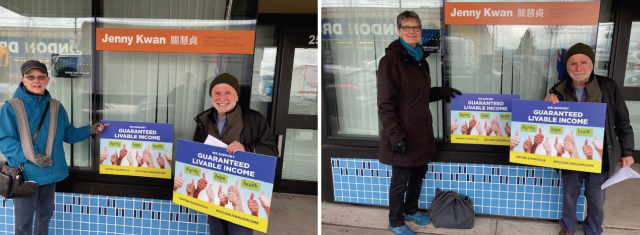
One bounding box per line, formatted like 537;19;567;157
24;75;47;81
400;26;421;32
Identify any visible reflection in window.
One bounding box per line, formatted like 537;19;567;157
0;4;94;168
622;22;640;87
289;48;318;115
625;101;640;150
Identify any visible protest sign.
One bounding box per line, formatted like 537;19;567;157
451;93;519;145
172;139;277;233
509;100;606;173
99;121;174;178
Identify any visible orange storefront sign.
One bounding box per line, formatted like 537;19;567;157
96;28;255;54
444;2;600;25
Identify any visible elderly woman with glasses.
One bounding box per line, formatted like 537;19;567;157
0;60;108;235
377;11;461;235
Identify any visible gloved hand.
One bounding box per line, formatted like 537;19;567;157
391;139;406;155
33;153;53;168
443;87;462;101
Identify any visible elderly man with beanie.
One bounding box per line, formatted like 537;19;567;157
192;73;278;235
544;43;634;235
0;60;108;235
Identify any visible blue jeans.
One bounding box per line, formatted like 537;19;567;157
13;182;56;235
208;215;253;235
559;170;609;235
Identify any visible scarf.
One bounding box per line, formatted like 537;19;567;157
400;38;423;62
208;106;243;144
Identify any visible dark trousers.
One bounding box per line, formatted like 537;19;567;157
388;164;428;227
559;170;609;235
14;182;56;235
208;215;253;235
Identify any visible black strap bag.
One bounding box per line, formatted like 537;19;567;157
0;163;36;199
0;100;50;199
426;188;475;229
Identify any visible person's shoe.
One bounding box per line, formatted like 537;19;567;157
403;212;431;226
388;225;415;235
559;229;574;235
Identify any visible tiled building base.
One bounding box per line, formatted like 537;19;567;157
0;193;209;235
331;158;586;221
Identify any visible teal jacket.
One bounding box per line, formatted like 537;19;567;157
0;83;91;185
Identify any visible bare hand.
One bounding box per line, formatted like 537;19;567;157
226;141;246;154
461;121;468;136
164;149;172;167
504;122;511;137
110;150;118;165
451;117;459;134
157;152;165;169
475;117;482;135
100;146;108;164
555;136;565;156
227;181;244;212
259;191;271;219
510;130;520;151
206;185;215;204
126;151;135;166
248;193;260;216
491;116;502;136
564;130;578;158
484;121;492;136
218;185;228;207
468;115;477;135
593;135;603;157
143;145;155;168
119;143;128;165
583;139;594;160
543;137;552;155
186;179;195;197
621;156;635;168
136;151;144;167
174;171;184;192
544;93;560;104
523;136;532;153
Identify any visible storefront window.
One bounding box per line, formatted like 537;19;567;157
97;1;256;156
0;2;94;168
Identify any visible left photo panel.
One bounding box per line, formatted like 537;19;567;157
0;0;319;234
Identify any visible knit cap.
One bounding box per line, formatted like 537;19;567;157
565;43;595;67
209;73;241;97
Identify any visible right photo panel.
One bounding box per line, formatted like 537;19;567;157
321;0;640;234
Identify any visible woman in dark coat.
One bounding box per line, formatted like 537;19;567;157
377;11;461;235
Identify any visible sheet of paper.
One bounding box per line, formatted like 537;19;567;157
204;135;228;148
601;167;640;189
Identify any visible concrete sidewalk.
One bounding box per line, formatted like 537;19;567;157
255;193;318;235
322;164;640;235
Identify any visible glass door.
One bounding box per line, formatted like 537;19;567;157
272;30;318;195
611;1;640;154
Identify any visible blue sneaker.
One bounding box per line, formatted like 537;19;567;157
388;225;415;235
403;212;431;226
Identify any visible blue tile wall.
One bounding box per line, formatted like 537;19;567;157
331;158;586;221
0;193;210;235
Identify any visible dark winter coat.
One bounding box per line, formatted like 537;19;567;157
193;106;278;157
549;73;634;176
377;39;447;167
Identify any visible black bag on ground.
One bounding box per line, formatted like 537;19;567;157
426;188;475;229
0;162;37;199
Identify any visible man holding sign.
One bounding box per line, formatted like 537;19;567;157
192;73;278;235
544;43;634;235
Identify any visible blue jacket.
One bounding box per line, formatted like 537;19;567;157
0;83;91;185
